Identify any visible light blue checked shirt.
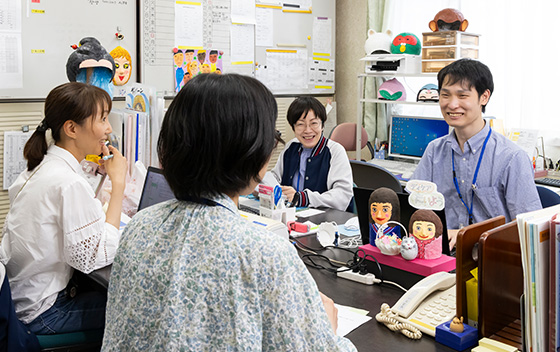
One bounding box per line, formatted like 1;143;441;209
411;121;542;229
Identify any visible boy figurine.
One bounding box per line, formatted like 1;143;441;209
411;59;541;250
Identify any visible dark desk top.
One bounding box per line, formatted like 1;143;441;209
306;260;455;352
91;207;456;351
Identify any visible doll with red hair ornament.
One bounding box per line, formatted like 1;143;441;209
409;209;443;260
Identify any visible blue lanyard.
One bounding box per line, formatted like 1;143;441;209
452;127;492;225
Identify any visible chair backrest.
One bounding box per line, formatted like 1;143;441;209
349;160;402;193
536;185;560;208
329;123;374;159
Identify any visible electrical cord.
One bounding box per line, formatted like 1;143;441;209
292;239;408;290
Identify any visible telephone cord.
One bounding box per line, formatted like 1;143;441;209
375;303;422;340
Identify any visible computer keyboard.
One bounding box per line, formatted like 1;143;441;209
239;204;260;215
368;159;418;179
535;177;560;187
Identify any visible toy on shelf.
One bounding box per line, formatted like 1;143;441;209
390;32;421;55
378;78;406;101
416;83;439;102
429;8;469;32
364;29;392;55
409;209;444;260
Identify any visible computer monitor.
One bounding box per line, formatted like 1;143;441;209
137;167;176;212
388;115;450;161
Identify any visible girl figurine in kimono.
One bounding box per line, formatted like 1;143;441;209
409;209;443;259
368;187;401;245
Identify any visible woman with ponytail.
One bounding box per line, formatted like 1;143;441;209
0;82;127;334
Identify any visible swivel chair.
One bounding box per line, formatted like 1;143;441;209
536;185;560;208
349;160;402;193
329;122;375;160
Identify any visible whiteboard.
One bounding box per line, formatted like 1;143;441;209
139;0;335;96
0;0;138;100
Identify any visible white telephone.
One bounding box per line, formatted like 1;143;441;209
390;271;456;337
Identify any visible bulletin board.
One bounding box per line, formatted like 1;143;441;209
139;0;335;96
0;0;138;100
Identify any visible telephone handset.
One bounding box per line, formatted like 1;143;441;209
390;271;456;337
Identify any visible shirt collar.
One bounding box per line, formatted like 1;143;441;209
297;134;327;157
204;193;239;214
464;120;490;155
47;145;82;173
446;120;490;155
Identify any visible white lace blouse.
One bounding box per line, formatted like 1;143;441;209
0;145;120;323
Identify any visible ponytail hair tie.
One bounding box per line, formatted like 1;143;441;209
36;119;49;132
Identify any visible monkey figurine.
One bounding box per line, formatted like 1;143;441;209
429;8;469;32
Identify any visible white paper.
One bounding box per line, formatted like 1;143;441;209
230;23;254;64
308;57;334;88
335;304;372;337
296;208;324;218
258;49;307;92
231;0;256;24
312;17;332;56
508;128;539;159
255;7;273;47
0;33;23;89
203;0;230;49
175;1;203;48
3;130;32;190
0;0;21;31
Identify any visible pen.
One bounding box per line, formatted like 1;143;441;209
102;155;114;161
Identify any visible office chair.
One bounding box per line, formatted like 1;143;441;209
329;122;375;160
349;160;402;193
536;185;560;208
0;263;104;352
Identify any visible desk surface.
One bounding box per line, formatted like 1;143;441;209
307;266;455;352
91;207;456;352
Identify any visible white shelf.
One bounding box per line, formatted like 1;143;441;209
358;72;437;78
359;99;439;106
355;71;439;160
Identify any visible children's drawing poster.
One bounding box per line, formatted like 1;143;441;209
173;48;224;92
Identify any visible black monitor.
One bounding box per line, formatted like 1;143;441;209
353;186;450;256
388;115;450;161
137;167;176;212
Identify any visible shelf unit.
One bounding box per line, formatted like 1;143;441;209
355;72;438;160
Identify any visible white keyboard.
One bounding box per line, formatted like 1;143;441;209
368;159;418;179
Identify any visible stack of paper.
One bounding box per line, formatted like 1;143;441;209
517;204;560;352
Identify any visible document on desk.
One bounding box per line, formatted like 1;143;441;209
335;304;371;337
296;208;325;218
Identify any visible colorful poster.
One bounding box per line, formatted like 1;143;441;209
173;48;224;92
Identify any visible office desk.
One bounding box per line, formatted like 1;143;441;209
91;208;456;352
307;266;455;352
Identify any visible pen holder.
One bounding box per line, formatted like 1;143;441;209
259;207;296;225
375;221;405;256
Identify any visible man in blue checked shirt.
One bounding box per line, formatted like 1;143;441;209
411;59;541;250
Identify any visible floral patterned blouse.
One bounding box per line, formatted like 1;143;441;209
102;194;356;352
